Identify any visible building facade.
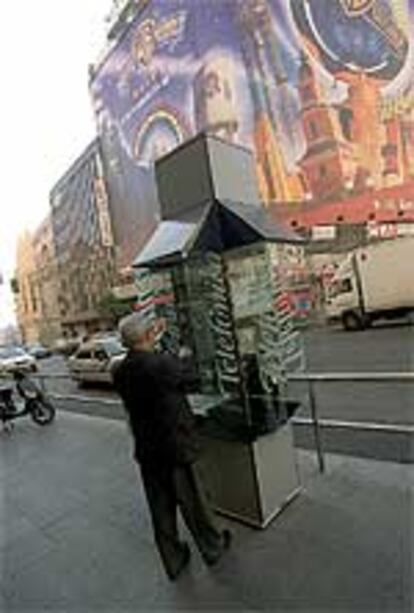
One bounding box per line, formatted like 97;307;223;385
89;0;413;275
14;231;42;345
50;139;117;339
31;216;61;346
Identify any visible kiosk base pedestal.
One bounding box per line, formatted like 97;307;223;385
197;422;300;529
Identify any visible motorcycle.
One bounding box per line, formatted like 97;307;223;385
0;370;56;431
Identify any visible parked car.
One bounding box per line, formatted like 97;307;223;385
54;338;81;357
0;346;38;375
91;331;119;340
67;337;126;385
26;344;52;359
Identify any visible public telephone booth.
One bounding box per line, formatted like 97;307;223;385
133;134;306;528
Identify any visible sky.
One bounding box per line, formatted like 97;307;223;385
0;0;113;328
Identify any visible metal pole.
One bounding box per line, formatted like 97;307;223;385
38;376;47;397
308;380;325;473
34;374;47;396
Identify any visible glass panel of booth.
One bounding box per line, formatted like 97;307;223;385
133;242;305;437
222;243;306;373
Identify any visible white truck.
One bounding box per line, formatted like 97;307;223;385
325;237;414;331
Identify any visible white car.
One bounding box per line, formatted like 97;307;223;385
0;346;38;375
68;337;126;385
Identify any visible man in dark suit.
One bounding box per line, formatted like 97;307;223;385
113;312;231;580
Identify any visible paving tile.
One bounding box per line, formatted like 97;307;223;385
2;522;57;583
5;475;88;533
1;412;412;612
150;567;246;611
5;513;165;610
210;482;409;612
0;505;40;552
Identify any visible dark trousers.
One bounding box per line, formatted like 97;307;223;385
139;461;225;577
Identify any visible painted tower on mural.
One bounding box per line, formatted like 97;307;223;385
238;0;305;203
381;94;414;186
291;0;410;192
297;55;357;200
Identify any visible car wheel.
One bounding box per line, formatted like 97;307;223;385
342;311;365;331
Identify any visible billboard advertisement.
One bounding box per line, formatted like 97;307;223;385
90;0;414;267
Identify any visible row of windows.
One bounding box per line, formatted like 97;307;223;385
305;109;353;143
52;153;103;264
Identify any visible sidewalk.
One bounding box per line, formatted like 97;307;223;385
1;411;412;612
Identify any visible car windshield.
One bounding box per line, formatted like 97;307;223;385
328;278;353;298
0;347;27;359
102;339;125;357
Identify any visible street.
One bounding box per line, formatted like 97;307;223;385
36;320;413;426
300;320;414;426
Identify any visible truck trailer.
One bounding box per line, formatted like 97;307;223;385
325;238;414;331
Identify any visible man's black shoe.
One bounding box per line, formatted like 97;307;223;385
205;530;232;567
168;543;191;581
222;529;232;550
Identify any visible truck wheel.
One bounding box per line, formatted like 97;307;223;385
406;311;414;326
364;315;372;328
342;311;364;331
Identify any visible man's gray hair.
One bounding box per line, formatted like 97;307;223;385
118;312;153;349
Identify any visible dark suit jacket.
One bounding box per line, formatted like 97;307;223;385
113;350;200;466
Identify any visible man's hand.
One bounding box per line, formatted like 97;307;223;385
178;345;192;359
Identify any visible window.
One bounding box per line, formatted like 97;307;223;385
0;347;26;359
103;339;125;356
95;349;108;361
330;278;353;298
302;85;313;103
309;120;318;139
319;164;327;178
339;107;353;141
262;155;276;200
340;279;352;293
204;72;220;98
76;350;92;360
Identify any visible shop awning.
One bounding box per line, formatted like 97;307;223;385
133;199;303;270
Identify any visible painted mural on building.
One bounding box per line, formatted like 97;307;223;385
90;0;414;268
